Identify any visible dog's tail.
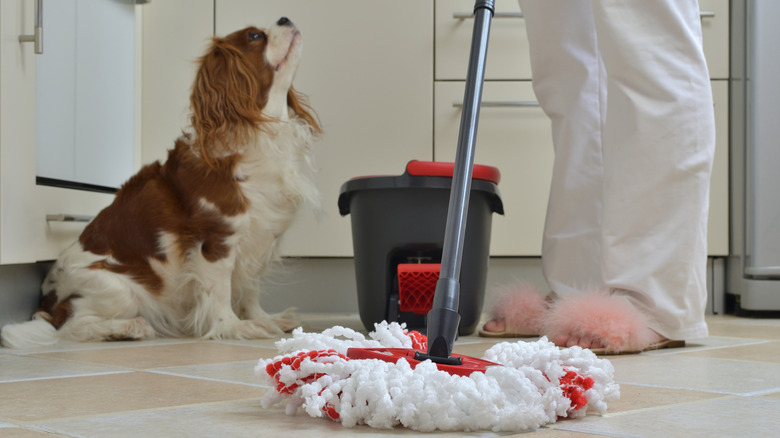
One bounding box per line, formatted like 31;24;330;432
1;317;59;349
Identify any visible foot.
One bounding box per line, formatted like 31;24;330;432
479;281;548;337
481;318;506;333
543;288;679;354
552;330;666;351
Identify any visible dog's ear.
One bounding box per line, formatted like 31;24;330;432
287;86;322;135
190;40;267;167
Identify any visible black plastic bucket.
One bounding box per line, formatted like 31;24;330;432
338;161;503;335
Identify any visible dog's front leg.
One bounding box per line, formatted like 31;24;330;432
197;258;285;340
231;270;300;334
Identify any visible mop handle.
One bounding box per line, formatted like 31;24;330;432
424;0;494;361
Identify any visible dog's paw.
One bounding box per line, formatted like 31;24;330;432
272;308;301;332
206;318;284;340
106;317;156;341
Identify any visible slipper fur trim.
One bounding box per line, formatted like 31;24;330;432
480;281;547;337
543;288;660;354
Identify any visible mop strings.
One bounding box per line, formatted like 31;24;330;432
263;347;595;420
255;322;620;432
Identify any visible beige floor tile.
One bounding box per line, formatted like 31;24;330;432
0;354;124;383
0;426;68;437
0;371;263;423
451;340;501;359
605;383;724;413
708;317;780;339
762;390;780;399
152;360;265;387
557;396;780;438
612;354;780;395
297;313;366;332
34;399;505;438
4;314;780;437
679;340;780;363
513;429;613;437
29;341;275;369
0;338;200;357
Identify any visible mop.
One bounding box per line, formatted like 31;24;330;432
256;322;619;432
256;1;619;431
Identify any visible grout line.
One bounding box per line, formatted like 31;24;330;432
1;370;133;385
0;339;199;356
614;380;777;397
206;339;280;349
740;387;780;397
637;338;773;357
145;369;270;389
592;394;742;421
23;424;86;438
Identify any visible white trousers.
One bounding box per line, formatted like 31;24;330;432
517;0;715;340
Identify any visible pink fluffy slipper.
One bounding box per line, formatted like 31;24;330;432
479;281;548;338
543;288;684;355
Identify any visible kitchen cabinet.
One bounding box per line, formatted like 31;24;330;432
0;0;139;264
433;0;729;255
139;0;729;257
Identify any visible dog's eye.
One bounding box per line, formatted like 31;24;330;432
248;31;265;42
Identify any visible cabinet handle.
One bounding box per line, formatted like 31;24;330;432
46;214;94;223
454;11;713;20
745;266;780;277
453;12;524;19
453;101;540;108
18;0;43;54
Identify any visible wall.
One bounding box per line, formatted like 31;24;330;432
0;263;50;328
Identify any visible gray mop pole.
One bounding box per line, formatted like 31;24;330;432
423;0;495;362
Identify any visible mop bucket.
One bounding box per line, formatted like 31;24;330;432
338;160;503;335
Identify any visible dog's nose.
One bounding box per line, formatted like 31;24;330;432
277;17;292;27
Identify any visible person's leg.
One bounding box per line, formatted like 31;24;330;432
592;0;714;342
520;0;606;297
484;0;713;349
482;0;604;336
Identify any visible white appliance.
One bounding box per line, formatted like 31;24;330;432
728;0;780;311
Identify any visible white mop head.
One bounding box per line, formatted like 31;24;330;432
255;321;619;432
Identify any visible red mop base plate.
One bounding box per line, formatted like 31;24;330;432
346;347;500;377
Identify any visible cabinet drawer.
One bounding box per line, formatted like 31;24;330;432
434;81;553;256
435;80;728;257
436;0;728;81
435;0;530;80
2;186;113;263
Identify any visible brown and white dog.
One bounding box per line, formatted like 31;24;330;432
0;17;320;348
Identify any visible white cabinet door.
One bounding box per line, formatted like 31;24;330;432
216;0;434;256
0;0;134;263
434;81;553;256
35;0;137;190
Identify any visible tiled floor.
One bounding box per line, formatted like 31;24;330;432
2;314;780;437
